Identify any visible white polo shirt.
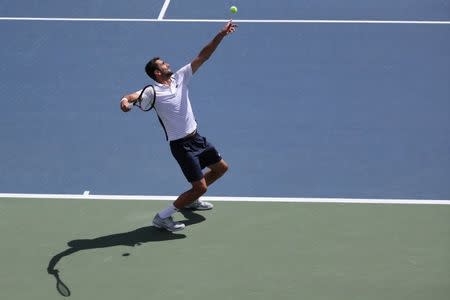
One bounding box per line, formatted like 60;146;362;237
141;64;197;141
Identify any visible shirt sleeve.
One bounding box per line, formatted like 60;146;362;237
175;64;193;86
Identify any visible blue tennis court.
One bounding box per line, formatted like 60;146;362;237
1;1;449;199
1;0;449;199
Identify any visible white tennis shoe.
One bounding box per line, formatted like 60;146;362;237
152;214;185;232
184;199;214;210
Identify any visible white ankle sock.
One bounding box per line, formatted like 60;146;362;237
158;204;178;219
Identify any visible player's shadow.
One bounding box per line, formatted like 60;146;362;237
47;209;205;297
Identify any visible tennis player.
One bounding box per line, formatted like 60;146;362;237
120;21;237;231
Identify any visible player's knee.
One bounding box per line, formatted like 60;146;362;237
192;182;208;195
223;161;229;173
212;160;228;175
197;185;208;196
219;161;229;175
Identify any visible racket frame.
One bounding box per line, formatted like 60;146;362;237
134;84;156;111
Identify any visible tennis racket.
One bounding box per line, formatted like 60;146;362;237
134;84;156;111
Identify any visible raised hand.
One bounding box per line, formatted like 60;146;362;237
221;20;238;36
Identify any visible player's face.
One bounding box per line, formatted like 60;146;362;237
156;60;173;77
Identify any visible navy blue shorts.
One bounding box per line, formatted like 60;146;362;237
170;131;222;183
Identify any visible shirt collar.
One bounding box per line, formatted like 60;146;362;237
154;76;175;88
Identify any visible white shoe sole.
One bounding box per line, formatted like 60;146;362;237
152;222;185;232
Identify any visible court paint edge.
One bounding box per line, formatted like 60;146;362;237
0;193;449;205
157;0;171;21
0;17;449;25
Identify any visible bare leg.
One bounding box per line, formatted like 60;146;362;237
173;160;228;210
204;159;229;186
153;160;228;230
173;178;208;209
153;159;228;231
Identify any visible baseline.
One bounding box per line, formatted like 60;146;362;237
0;193;449;205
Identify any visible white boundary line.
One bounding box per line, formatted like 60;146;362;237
0;193;449;205
158;0;171;20
0;17;449;25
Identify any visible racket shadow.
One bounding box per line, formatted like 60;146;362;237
47;210;206;296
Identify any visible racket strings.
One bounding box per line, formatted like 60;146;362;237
136;85;156;111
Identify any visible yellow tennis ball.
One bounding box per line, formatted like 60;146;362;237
230;6;238;14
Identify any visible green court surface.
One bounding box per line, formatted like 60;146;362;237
0;198;449;300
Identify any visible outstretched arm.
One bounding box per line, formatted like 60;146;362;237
191;20;237;74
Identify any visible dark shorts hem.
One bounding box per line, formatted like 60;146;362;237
170;132;222;183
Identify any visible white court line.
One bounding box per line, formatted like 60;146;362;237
158;0;171;20
162;19;450;25
0;193;449;205
0;17;449;25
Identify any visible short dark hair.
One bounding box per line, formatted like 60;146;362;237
145;57;160;80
